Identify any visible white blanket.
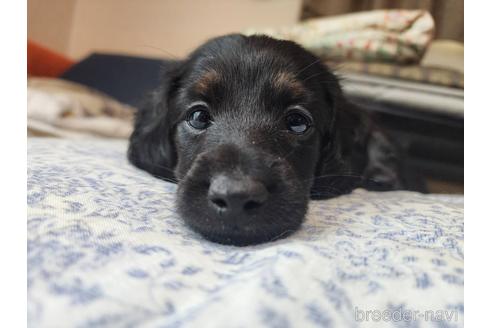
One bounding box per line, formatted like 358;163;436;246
27;139;464;327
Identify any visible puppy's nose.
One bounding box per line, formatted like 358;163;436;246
208;175;268;214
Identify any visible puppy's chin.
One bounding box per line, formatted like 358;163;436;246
187;224;302;247
175;177;309;246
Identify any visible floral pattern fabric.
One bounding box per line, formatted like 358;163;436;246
245;10;434;64
27;138;463;327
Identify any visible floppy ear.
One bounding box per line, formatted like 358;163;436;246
128;61;184;181
311;94;369;198
311;69;408;198
311;61;408;198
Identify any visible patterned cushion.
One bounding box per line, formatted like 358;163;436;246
245;10;434;64
27;138;464;327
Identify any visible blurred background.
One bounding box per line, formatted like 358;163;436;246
27;0;464;194
28;0;463;59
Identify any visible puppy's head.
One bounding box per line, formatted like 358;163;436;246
129;34;359;245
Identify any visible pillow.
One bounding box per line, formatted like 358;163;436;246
245;10;435;64
28;40;74;78
61;54;167;107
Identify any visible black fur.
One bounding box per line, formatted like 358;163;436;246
128;34;406;246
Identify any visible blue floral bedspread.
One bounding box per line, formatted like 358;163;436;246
27;139;464;328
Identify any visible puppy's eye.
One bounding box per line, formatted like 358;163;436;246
285;112;311;134
187;106;212;130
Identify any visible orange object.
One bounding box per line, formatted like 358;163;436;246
28;40;74;77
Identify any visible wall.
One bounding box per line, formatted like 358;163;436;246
28;0;302;60
27;0;76;54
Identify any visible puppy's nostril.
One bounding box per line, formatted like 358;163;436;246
211;198;228;209
243;200;262;211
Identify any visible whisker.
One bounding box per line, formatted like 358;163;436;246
137;44;180;59
295;58;322;77
267;229;297;243
139;162;176;172
151;176;179;184
302;71;326;83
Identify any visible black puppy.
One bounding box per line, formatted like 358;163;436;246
128;34;405;246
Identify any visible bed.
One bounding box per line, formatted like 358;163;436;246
27;138;463;327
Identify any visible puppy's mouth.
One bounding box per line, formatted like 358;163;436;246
175;159;310;246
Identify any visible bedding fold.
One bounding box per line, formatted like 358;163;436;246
27;78;134;139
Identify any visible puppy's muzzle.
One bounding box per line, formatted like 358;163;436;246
176;143;308;245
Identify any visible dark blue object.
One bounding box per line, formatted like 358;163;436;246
61;53;170;108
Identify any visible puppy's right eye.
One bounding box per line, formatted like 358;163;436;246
187;106;212;130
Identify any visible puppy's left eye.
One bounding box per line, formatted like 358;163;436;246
187;106;212;130
285;111;311;134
